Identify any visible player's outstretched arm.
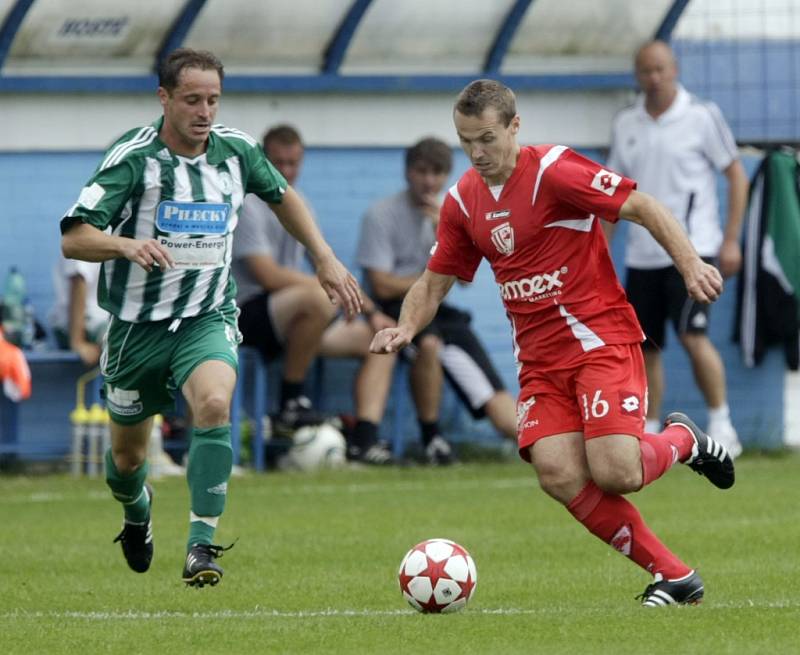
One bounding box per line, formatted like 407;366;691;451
62;222;174;272
370;269;456;354
619;190;722;303
270;187;363;318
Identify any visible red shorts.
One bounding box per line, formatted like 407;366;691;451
516;343;647;462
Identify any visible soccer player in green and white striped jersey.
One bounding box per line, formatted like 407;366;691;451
61;48;362;587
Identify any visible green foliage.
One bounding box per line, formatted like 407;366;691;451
1;455;799;654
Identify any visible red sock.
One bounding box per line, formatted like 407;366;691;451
567;481;691;579
660;424;695;462
639;429;681;487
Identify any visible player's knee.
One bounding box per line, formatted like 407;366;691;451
111;449;146;475
535;464;583;504
592;465;642;495
193;392;230;426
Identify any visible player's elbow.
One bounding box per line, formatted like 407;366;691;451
61;232;78;259
620;191;660;228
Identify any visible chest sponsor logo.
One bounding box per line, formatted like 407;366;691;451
485;209;511;221
490;222;515;256
590;168;622;196
156;201;231;235
498;267;567;302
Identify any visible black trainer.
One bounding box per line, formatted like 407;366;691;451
182;542;234;588
665;412;735;489
112;484;154;573
637;570;704;607
272;396;326;437
425;435;456;466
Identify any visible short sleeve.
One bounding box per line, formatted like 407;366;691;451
246;146;289;204
63;258;100;281
546;148;637;223
356;205;397;273
700;102;738;171
60;159;138;234
427;194;482;282
233;194;277;260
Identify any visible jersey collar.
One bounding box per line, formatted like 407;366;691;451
635;84;690;124
151;116;224;164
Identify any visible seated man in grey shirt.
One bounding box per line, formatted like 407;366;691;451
232;125;395;464
357;137;517;465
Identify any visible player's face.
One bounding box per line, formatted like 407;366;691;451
635;43;678;100
158;67;221;157
406;162;448;207
264;141;304;186
454;108;520;184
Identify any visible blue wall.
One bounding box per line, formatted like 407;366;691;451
0;148;786;456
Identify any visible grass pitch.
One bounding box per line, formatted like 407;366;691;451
2;454;799;654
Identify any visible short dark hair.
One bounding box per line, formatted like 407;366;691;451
158;48;224;91
263;124;304;152
454;79;517;127
405;137;452;174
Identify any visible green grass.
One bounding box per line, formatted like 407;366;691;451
2;454;799;654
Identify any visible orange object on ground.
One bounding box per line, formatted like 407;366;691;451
0;326;31;401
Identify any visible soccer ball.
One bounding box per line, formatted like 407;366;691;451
279;423;347;472
397;538;477;613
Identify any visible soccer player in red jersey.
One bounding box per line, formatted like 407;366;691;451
370;79;735;606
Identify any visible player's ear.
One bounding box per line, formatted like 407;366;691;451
156;86;169;108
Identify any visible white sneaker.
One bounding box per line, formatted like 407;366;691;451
150;449;185;478
707;420;743;460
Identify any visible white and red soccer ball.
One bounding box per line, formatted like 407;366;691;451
397;538;477;613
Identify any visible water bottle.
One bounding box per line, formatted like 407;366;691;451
21;296;36;349
2;267;26;347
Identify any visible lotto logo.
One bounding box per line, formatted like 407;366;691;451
590;169;622;196
619;392;641;416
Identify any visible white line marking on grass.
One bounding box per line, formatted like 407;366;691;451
3;599;799;621
1;608;537;621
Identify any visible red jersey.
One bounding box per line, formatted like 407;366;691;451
427;145;644;386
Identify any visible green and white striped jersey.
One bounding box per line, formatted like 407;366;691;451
61;117;287;323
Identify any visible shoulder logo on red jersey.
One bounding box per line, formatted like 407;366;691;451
490;222;515;256
590;168;622;196
485;209;511;221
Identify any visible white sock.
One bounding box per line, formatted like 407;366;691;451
708;404;731;425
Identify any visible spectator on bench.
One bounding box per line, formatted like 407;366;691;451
49;253;108;367
51;223;186;478
232;125;395;464
356;137;518;465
